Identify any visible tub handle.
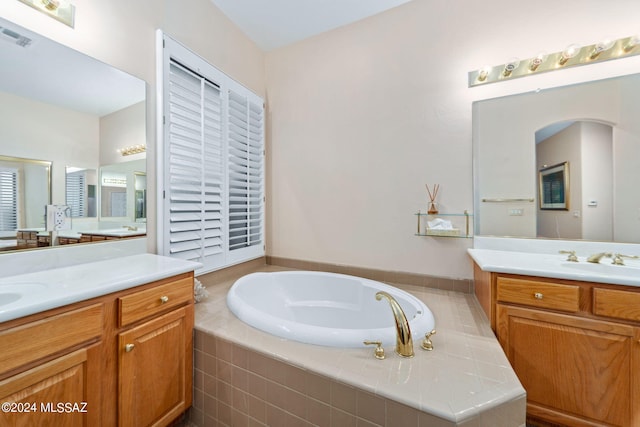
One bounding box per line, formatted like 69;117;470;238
421;329;437;351
363;341;385;360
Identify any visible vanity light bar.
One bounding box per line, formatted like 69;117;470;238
117;144;146;156
468;34;640;87
16;0;75;28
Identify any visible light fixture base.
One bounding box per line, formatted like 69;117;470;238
17;0;75;28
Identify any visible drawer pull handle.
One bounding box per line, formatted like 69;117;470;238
534;292;544;300
125;343;135;352
160;296;169;304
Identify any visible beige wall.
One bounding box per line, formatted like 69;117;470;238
265;0;640;278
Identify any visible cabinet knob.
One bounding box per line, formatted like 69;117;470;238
534;292;544;300
160;295;169;304
125;343;135;352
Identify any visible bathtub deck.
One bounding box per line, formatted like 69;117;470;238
193;265;526;426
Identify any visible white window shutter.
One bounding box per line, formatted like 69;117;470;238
227;89;264;264
0;168;18;233
161;33;264;274
65;171;86;217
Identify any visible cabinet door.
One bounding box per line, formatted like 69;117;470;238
0;345;101;427
118;305;193;427
497;304;638;427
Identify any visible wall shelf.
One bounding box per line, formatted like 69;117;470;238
415;210;473;238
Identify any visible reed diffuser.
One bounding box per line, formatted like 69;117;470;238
426;184;439;214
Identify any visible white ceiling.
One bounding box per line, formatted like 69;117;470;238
210;0;416;51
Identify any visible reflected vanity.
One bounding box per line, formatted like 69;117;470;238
0;17;147;252
473;73;640;244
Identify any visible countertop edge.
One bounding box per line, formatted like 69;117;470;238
0;254;201;323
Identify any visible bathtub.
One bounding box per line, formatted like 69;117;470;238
226;271;435;348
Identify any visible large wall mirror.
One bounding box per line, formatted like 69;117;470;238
473;73;640;244
0;17;146;252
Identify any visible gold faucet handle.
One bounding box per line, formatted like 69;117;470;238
559;250;578;262
421;330;437;351
363;341;385;360
612;253;640;265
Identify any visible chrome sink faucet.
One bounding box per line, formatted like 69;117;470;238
587;252;612;263
375;291;414;358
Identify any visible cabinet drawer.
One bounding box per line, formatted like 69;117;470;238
497;277;580;312
0;304;103;375
119;276;193;327
593;288;640;322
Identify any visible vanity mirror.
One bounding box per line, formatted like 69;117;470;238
0;17;146;252
473;73;640;243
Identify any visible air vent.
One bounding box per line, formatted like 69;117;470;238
0;26;33;48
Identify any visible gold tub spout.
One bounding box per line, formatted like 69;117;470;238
375;291;414;358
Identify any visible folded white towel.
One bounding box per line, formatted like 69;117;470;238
427;218;454;230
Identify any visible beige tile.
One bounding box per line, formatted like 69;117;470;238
306;372;332;404
233;365;249;391
217;379;233;406
233;343;249;369
216;338;233;363
247;394;267;423
216;359;232;384
331;381;357;414
284;364;308;394
217;401;232;426
386;400;419;426
306;397;331;426
246;371;267;400
331;407;358;426
356;390;385;425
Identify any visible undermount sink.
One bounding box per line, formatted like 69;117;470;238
0;283;48;307
561;262;640;276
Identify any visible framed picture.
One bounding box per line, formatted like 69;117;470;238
539;161;569;210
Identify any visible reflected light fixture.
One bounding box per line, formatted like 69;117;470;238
117;144;146;157
17;0;75;28
624;34;639;52
477;65;492;82
529;52;547;71
589;39;614;59
502;58;520;77
558;44;581;65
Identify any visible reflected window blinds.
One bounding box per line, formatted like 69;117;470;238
161;34;264;274
0;168;17;233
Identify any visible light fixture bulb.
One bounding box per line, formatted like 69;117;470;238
529;52;547;71
502;58;520;77
558;44;581;65
41;0;60;10
590;39;614;59
624;34;640;52
477;66;492;82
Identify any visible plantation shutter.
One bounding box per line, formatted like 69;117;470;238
0;168;18;233
165;61;225;268
227;90;264;263
65;170;86;217
161;33;264;273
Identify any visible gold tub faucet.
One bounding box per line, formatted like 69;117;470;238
375;291;414;358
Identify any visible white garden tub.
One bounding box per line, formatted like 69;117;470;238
226;271;435;348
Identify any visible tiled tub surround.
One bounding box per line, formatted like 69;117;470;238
191;264;526;426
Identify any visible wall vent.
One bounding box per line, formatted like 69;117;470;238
0;26;33;48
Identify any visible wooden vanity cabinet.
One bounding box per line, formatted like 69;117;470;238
117;276;194;427
475;269;640;426
0;272;194;427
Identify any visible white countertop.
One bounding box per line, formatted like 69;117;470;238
468;247;640;287
0;253;201;322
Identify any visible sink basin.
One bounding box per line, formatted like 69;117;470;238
561;262;640;276
0;283;48;307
